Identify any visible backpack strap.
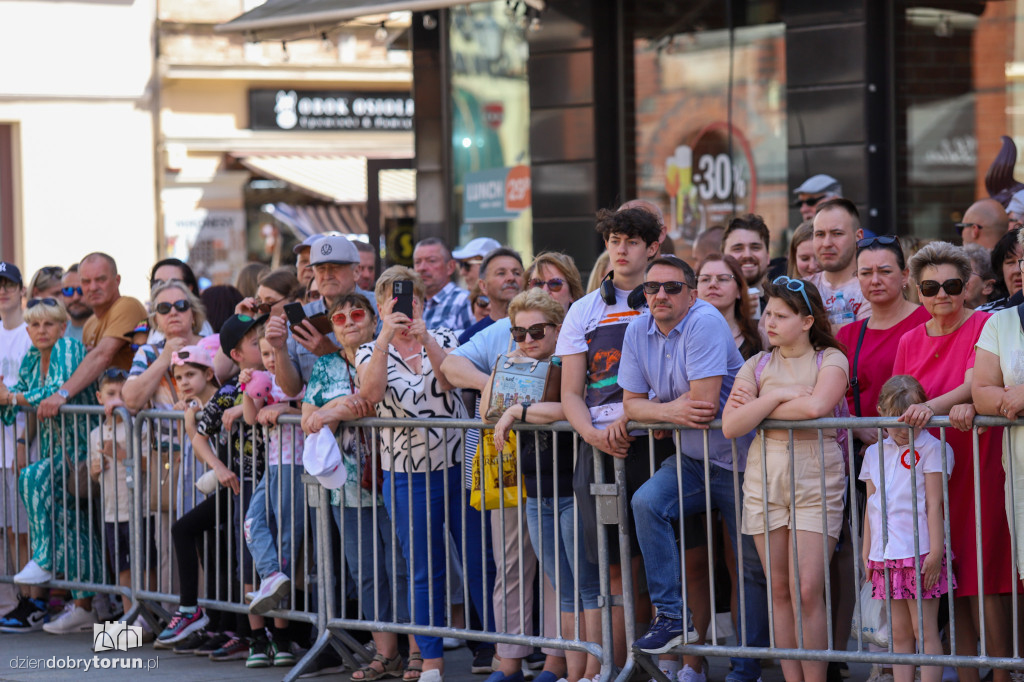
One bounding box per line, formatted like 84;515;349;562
753;352;771;391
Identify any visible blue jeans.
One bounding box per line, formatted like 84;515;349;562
383;466;493;659
631;454;769;682
244;464;306;580
331;502;410;624
525;495;600;612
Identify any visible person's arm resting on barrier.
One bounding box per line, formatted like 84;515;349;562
973;348;1022;418
38;336;125;417
561;352;629;457
623;378;721;431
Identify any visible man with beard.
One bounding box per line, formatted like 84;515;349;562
457;247;524;344
60;264;92;344
807;198;870;330
722;214;772;316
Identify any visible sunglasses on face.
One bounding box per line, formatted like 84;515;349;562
474;296;490;308
251;297;283;314
331;308;368;326
26;298;58;309
529;278;565;292
918;278;964;297
642;280;688;295
459;259;483;272
771;276;813;312
155;300;191;315
792;195;825;208
510;323;556;342
857;235;899;249
954;222;978;236
61;286;83;297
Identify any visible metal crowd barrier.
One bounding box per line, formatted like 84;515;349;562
3;407;1024;682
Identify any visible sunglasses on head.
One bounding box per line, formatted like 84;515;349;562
771;276;813;312
529;277;565;292
155;300;191;315
150;277;182;289
26;298;58;309
642;280;688;295
102;368;128;380
510;323;556;342
857;235;899;249
331;308;368;326
918;278;964;297
61;286;83;297
792;195;825;208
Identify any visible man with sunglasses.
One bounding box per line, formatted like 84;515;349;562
414;237;473;333
453;237;501;292
808;198;871;331
60;264;92;344
37;252;146;419
792;174;842;222
958;198;1009;250
621;256;767;678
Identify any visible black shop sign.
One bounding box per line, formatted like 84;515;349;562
249;89;414;132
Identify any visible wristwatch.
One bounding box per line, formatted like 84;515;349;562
57;389;70;401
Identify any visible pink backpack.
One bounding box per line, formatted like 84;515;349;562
753;350;851;464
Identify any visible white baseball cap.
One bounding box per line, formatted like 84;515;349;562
302;427;347;490
453;237;502;261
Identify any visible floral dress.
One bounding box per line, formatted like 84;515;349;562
0;337;102;598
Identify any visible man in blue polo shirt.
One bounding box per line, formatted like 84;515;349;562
620;256;767;682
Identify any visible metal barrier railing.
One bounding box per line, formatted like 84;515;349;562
2;408;1023;681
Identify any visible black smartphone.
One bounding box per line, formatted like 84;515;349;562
393;280;414;318
284;302;307;331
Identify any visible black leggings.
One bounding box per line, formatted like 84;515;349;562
171;484;253;608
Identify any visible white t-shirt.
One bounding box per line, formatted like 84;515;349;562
859;431;953;561
553;286;648;430
0;323;31;468
807;272;871;328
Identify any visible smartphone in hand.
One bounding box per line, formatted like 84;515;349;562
393;280;414;318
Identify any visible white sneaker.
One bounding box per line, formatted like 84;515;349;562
678;665;706;682
43;604;97;634
13;560;52;585
420;669;443;682
249;571;291;615
443;637;464;650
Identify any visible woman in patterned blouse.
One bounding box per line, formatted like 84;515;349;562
357;267;489;682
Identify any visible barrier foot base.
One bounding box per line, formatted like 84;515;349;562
327;624;374;668
285;630;334;682
630;650;671;682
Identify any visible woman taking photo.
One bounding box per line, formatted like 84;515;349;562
893;241;1013;682
302;292;416;682
697;254;762;360
357;267;488;682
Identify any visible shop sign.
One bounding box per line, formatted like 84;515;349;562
664;123;757;240
463;165;531;223
250;89;414;132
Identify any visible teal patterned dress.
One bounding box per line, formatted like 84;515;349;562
0;337;102;598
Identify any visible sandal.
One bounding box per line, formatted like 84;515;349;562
352;653;403;681
403;654;424;682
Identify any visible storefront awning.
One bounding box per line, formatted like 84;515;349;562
217;0;545;35
236;153;416;203
267;202;367;238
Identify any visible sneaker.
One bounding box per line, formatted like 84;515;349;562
633;613;699;655
472;648;497;674
297;648;346;677
210;635;251;661
12;560;52;585
42;604;97;634
195;631;231;656
249;571;292;615
678;665;706;682
172;630;208;654
421;670;443;682
443;637;465;650
0;596;49;633
157;608;209;644
525;651;546;671
247;636;272;668
273;638;296;667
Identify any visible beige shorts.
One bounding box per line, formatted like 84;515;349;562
742;435;845;539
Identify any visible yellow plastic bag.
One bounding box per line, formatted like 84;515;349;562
470;430;524;511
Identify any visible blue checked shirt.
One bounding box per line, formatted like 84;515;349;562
423;281;473;333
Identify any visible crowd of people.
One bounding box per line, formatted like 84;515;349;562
0;177;1023;682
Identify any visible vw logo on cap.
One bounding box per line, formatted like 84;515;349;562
321;243;332;255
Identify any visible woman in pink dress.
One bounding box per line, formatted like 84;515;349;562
893;242;1013;682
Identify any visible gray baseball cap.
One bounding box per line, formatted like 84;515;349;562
793;174;841;196
310;234;359;266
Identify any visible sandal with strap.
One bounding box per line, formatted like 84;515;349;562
352;652;403;681
403;654;424;682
